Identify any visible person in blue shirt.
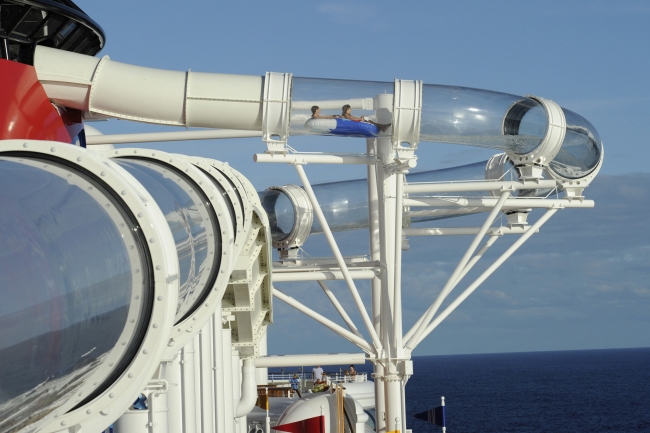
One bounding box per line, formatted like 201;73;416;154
290;374;301;398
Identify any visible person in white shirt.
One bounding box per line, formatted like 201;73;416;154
312;365;324;381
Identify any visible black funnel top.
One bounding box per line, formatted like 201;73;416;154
0;0;105;63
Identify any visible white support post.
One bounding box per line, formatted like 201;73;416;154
164;355;182;433
221;322;235;433
366;138;382;336
199;319;216;433
385;379;402;433
212;302;226;433
404;191;511;350
393;172;405;355
295;164;383;354
375;158;394;359
180;338;199;433
411;208;559;348
374;362;386;433
273;288;374;353
367;138;386;433
317;281;365;339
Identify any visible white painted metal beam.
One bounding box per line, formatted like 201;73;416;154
404;191;511;350
404;180;558;194
318;281;365;339
296;164;383;353
86;129;261;145
272;288;374;353
410;208;559;349
403;226;536;236
254;153;376;165
255;353;366;368
272;269;376;282
404;197;594;209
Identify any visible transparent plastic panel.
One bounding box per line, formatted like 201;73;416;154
420;85;548;153
550;108;603;179
309;178;369;234
260;158;564;242
115;159;220;322
197;166;237;238
288;80;602;179
290;77;394;138
0;157;151;431
259;189;295;243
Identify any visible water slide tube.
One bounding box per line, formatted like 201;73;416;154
33;46;602;183
259;158;516;246
0;139;271;433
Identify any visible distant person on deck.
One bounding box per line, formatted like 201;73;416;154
313;372;330;392
311;106;340;119
341;104;391;132
348;365;357;377
312;365;324;382
290;374;302;398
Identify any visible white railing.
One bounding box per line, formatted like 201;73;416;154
267;372;367;383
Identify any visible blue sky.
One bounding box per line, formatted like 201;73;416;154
78;1;649;355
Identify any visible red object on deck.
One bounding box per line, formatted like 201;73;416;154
273;415;325;433
0;58;72;143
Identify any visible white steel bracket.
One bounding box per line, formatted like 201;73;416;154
504;95;566;179
392;79;422;162
262;72;292;153
545;145;604;197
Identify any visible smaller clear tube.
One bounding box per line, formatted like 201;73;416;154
115;159;221;322
261;161;499;242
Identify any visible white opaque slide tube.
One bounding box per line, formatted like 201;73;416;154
34;46;264;130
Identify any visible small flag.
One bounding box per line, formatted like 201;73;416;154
413;399;446;428
273;415;325;433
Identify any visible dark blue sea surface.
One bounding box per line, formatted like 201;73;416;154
405;348;650;433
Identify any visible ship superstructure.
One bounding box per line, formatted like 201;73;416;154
0;1;603;432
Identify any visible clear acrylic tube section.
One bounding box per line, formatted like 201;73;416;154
115;159;221;323
290;77;394;138
0;157;151;431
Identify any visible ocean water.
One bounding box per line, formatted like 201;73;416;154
404;348;650;433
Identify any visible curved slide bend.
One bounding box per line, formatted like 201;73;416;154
34;46;602;183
